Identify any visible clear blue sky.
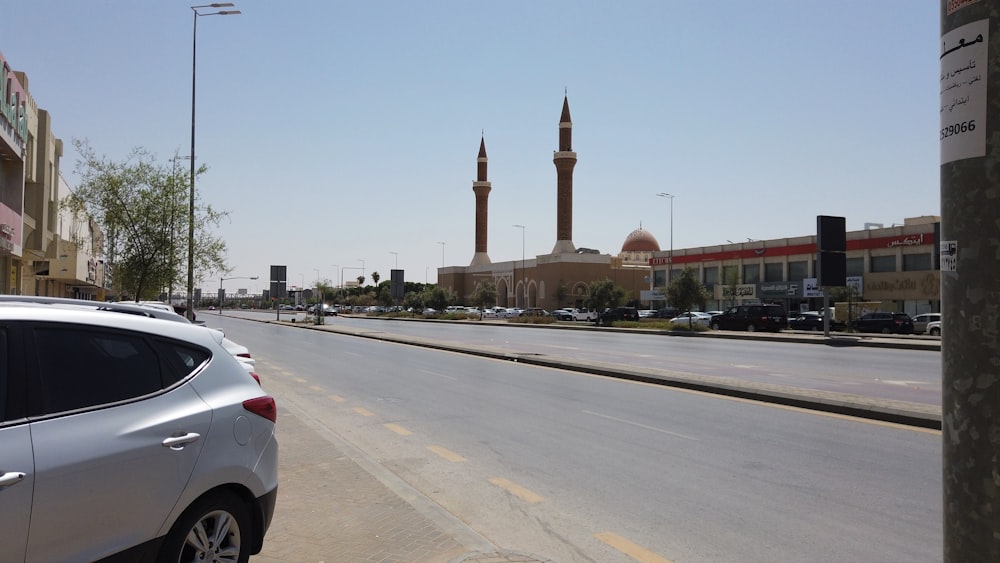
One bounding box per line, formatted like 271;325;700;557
2;1;939;293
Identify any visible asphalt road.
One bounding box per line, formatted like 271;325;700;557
209;313;941;562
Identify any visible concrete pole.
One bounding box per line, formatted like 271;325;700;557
940;2;1000;560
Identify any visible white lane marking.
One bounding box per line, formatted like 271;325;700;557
583;410;698;441
422;369;457;380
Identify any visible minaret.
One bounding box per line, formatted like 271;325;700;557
552;95;577;254
470;135;492;266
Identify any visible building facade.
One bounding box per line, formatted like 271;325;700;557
2;52;107;299
650;216;941;316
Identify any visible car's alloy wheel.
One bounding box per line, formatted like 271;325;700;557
158;491;251;563
711;322;720;330
931;328;941;336
746;324;756;332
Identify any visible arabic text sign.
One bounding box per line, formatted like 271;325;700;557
940;19;988;164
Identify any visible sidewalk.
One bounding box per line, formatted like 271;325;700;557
252;395;553;563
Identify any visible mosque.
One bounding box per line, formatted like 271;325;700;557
437;96;657;309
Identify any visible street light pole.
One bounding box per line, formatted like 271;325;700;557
656;192;675;291
187;3;240;320
513;225;525;308
389;251;398;269
437;241;446;267
358;259;365;282
218;275;258;314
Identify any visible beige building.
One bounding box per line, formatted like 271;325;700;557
2;55;108;299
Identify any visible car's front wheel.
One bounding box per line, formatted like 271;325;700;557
158;490;252;563
930;327;941;336
711;322;721;330
746;323;757;332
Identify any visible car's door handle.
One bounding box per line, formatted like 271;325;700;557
0;471;26;487
162;433;201;449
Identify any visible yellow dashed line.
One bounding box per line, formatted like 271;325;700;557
595;532;672;563
353;407;374;417
428;445;466;462
385;423;412;436
488;477;545;503
329;395;346;403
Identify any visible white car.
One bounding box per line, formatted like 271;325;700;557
0;298;278;561
669;312;714;327
925;320;941;336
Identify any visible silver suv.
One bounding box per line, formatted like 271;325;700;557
0;300;278;561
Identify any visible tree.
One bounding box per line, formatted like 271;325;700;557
371;271;380;286
667;267;711;328
587;278;626;312
65;140;229;300
423;285;454;311
469;278;498;312
356;275;365;287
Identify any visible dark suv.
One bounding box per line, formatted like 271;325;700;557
709;304;787;332
597;306;640;326
851;312;914;334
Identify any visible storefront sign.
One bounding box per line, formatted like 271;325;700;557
862;272;941;300
715;284;756;300
759;282;799;298
0;53;29;150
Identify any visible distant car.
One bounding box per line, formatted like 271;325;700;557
788;311;846;331
710;304;787;332
0;298;278;562
668;312;713;327
926;320;941;336
523;307;548;317
851;312;915;334
597;306;640;326
422;307;438;316
911;313;941;334
637;309;657;319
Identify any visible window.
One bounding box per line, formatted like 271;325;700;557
702;267;718;288
743;264;760;284
870;255;897;273
722;265;739;284
902;253;932;271
34;326;164;414
653;269;667;288
847;257;864;276
788;261;808;282
764;263;783;282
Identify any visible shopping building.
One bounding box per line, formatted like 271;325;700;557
649;216;941;316
1;50;108;299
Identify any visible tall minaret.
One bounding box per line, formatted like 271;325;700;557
470;135;492;266
552;95;577;254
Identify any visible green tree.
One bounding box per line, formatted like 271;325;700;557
402;291;424;312
722;265;740;309
356;275;365;287
667;267;711;328
65;140;229;300
587;278;626;312
423;285;453;311
469;278;498;312
371;271;380;286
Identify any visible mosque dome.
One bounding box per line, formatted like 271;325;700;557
621;227;661;252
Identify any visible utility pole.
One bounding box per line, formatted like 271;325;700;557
941;2;1000;560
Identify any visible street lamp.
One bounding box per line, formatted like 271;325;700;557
169;155;191;305
187;3;241;320
656;192;674;288
513;225;525;308
358;259;365;282
437;241;446;267
218;275;257;314
389;251;398;269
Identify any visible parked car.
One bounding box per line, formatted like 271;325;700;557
926;320;942;336
668;311;713;327
0;298;278;562
710;304;787;332
788;311;846;331
637;309;657;319
911;313;941;334
651;307;680;319
851;312;915;334
597;306;640;326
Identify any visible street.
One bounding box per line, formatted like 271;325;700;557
209;314;941;562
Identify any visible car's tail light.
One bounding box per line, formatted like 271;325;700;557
238;352;252;359
249;371;262;385
243;396;277;423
